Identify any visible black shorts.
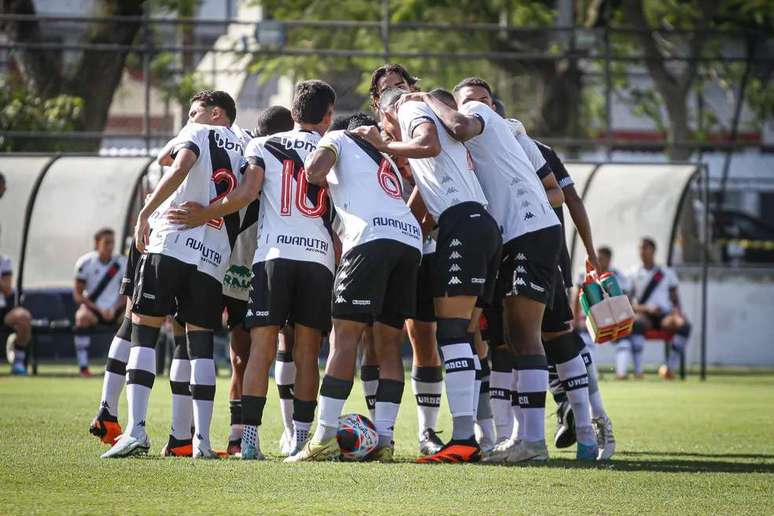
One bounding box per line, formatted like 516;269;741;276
499;225;563;305
433;202;502;305
86;305;122;327
245;258;333;334
119;242;142;297
541;269;574;333
646;313;663;330
131;253;224;330
333;239;421;329
413;252;436;322
224;295;247;330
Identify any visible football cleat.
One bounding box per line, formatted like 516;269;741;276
365;442;394;463
193;446;221;460
240;442;265;460
101;432;150;458
5;334;16;364
505;439;549;463
11;364;28;376
554;399;576;449
482;438;518;463
593;416;616;460
576;441;599;460
227;438;241;456
160;435;193;457
658;365;675;380
416;439;481;464
418;428;444;456
283;438;340;463
89;408;123;445
80;367;92;378
279;429;293;456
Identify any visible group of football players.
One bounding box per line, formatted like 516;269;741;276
89;63;616;464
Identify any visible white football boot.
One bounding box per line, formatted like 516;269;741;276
101;432;150;458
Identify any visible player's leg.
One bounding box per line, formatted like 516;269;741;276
407;318;443;455
472;324;496;452
359;326;379;421
90;301;132;444
483;295;513;446
614;337;631;379
369;319;404;461
630;314;653;378
74;303;98;376
289;323;322;455
227;322;250;455
275;325;296;454
163;318;194;457
5;307;32;375
661;315;690;379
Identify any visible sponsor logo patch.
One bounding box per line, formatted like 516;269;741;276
352;299;371;306
530;282;545;293
471;277;485;284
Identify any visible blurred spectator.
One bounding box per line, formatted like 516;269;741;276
628;238;691;380
1;254;32;375
73;228;126;377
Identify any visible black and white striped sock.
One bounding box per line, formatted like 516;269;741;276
99;317;131;418
125;324;159;438
169;334;192;441
188;331;215;451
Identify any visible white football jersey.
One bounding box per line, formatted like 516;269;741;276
396;101;488;220
146;123;245;282
222;200;259;301
74;251;127;311
460;101;559;242
628;265;679;314
317;129;422;254
246;129;335;273
506;118;551;178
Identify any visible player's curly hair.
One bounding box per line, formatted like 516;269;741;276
452;77;493;96
190;90;237;123
255;106;293;136
347;112;377;131
291;80;336;125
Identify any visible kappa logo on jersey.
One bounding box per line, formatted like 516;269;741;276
447;186;459;194
441;175;453;184
530;282;545;293
516;253;527;261
449;251;462;260
524;212;535;220
449;239;462;247
372;217;421;240
449;263;461;272
516;188;527;196
279;136;317;154
521;200;531;209
276;235;329;254
448;276;462;285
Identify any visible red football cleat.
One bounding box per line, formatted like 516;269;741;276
416;440;482;464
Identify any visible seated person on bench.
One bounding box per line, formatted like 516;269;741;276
73;228;126;377
1;253;32;375
628;237;691;380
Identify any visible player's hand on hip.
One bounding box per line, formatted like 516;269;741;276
166;201;207;228
351;126;387;151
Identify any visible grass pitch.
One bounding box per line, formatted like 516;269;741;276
0;366;772;515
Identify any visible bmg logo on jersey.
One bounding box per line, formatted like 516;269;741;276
212;131;243;154
280;137;317;154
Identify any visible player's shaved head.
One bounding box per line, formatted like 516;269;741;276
347;112;378;131
429;88;456;109
292;80;336;125
255;105;293;136
378;87;405;112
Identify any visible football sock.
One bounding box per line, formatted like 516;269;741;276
125;324;159;438
436;319;476;441
411;366;442;439
292;398;317;450
669;331;689;372
188;331;216;451
548;362;568;404
516;355;548;443
615;338;631;377
169;335;193;440
314;375;353;442
472;353;482;419
74;334;90;369
275;350;296;437
99;317;131;418
555;353;594;445
489;346;513;442
374;379;403;446
581;347;608;419
630;333;645;376
360;364;379;421
476;360;495;445
241;395;266;450
229;400;243;441
511;367;522;441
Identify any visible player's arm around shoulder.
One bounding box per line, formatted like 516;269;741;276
419;94;483;142
306;131;340;186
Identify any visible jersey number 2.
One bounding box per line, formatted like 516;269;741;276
207;167;237;229
280;160;327;217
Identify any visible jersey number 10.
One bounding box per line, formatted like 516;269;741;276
280;160;327;217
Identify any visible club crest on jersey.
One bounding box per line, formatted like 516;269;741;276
280;137;317;154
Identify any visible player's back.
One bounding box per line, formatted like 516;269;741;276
320;129;421;254
247;129;334;272
460;101;559;242
397;100;487;220
148;123;244;269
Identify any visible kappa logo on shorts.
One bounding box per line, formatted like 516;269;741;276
142;293;156;300
516;265;527;274
448;276;462;285
529;282;545;293
515;277;527;287
449;239;462;247
516;253;527;261
449;251;462;260
352;299;371;306
246;309;253;316
335;295;346;304
449;264;462;272
471;277;485;284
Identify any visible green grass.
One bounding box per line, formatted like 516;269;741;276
1;367;773;515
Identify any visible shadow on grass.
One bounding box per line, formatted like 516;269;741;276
473;458;774;474
617;450;774;460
